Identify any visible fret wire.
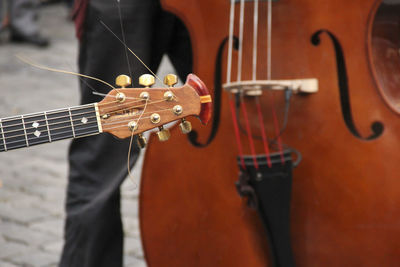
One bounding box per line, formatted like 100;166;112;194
2;112;98;136
0;119;7;151
0;103;94;123
0;99;165;131
4;121;98;141
2;103;171;139
4;124;99;147
44;111;52;143
21;115;29;147
68;107;76;138
0;107;94;129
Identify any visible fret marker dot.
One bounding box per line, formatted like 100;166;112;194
32;122;39;128
81;117;88;124
34;130;41;137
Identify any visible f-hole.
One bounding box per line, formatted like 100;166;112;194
187;36;239;147
311;30;384;141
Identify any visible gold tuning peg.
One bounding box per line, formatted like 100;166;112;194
115;74;132;88
139;74;155;87
164;74;178;87
157;126;171;142
179;119;192;134
136;134;147;149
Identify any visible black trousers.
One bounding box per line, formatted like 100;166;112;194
59;1;192;266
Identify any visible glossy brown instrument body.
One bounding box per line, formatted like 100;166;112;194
140;0;400;266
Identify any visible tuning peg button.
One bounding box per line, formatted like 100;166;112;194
164;74;178;87
136;134;147;149
179;119;192;134
139;74;155;87
116;74;132;88
157;127;170;142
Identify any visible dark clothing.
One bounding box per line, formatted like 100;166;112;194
60;1;192;266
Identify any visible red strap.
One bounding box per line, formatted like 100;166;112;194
240;98;259;170
255;98;272;168
228;97;246;170
72;0;89;41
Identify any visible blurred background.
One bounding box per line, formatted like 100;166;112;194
0;2;174;266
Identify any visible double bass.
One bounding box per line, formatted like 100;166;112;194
140;0;400;266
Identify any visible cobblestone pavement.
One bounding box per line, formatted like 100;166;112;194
0;4;177;267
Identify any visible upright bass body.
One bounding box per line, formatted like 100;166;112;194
140;0;400;266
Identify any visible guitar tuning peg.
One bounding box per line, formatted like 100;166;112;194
179;119;192;134
139;74;155;87
136;134;147;149
157;126;170;142
163;74;178;87
115;74;132;88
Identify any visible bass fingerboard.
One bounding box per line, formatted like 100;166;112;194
0;103;102;152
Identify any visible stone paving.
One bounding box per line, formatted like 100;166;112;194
0;3;176;267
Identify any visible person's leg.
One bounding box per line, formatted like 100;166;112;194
9;0;49;46
60;1;165;266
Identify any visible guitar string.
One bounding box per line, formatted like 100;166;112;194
16;54;117;92
0;108;173;140
0;96;171;132
116;0;133;81
94;91;178;103
2;124;99;147
99;20;170;91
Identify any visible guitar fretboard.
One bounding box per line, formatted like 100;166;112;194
0;103;101;152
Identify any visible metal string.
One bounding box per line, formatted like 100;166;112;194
226;0;235;83
252;0;259;81
116;0;133;81
237;0;245;82
1;106;176;140
267;0;272;80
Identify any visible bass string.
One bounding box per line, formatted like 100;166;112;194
226;0;283;167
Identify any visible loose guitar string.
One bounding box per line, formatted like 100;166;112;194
14;3;176;185
116;0;133;81
99;20;171;92
126;98;149;186
16;54;117;92
102;2;173;187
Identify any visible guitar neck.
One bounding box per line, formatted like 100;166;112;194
0;103;102;152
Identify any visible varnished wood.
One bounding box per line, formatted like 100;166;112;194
99;74;209;139
140;0;400;266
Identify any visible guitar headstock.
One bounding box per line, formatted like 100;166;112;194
97;74;212;145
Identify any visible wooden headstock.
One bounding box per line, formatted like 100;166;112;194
98;74;212;140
